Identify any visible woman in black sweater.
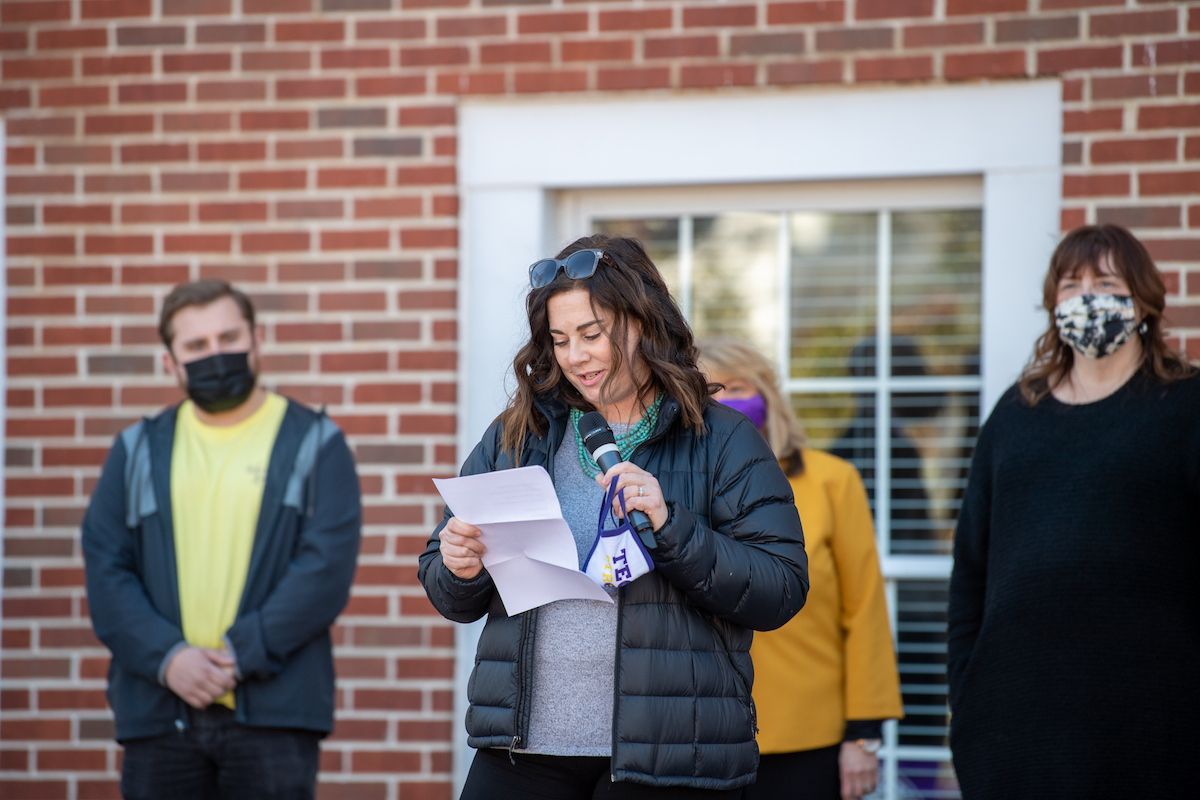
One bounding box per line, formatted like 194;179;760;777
948;225;1200;799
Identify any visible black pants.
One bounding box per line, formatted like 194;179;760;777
120;705;321;800
461;747;745;800
741;746;840;800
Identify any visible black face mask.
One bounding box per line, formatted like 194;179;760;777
183;351;257;413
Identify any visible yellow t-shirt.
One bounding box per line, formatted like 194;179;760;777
170;392;287;708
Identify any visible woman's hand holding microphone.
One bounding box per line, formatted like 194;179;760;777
596;461;668;532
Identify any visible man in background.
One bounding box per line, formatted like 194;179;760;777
82;279;362;799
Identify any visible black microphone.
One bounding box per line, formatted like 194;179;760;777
577;411;658;551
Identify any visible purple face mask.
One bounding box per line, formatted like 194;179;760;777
718;394;767;430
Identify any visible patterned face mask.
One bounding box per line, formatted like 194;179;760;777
1054;293;1138;359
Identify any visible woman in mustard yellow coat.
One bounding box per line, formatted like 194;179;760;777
699;338;903;800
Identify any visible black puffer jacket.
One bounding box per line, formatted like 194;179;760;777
418;395;808;790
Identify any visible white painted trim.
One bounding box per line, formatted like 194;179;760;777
455;188;544;455
454;82;1062;792
557;175;985;232
462;82;1061;190
980;168;1063;410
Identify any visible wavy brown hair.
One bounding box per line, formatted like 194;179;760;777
498;234;714;457
1018;224;1195;405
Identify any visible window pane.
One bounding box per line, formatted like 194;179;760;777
896;579;950;749
891;210;982;377
811;390;978;558
791;392;876;487
594;218;681;297
789;212;878;378
889;392;980;556
692;212;780;359
895;761;962;800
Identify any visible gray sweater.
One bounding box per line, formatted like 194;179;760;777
520;422;628;756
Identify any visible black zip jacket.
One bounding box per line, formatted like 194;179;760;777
82;399;362;742
418;396;808;789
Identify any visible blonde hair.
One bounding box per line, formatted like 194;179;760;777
697;336;807;477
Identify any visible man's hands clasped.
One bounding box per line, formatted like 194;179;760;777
164;646;237;709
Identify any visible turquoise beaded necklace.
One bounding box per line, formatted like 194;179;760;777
569;393;664;479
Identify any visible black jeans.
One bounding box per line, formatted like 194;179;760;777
461;747;745;800
120;705;321;800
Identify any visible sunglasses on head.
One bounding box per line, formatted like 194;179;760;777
528;249;608;288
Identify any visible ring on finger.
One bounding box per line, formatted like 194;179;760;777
638;485;644;497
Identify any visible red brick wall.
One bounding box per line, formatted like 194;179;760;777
1;1;1197;797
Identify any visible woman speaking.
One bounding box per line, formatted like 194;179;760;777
948;225;1200;798
418;235;809;799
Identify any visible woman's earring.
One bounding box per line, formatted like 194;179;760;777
1138;320;1148;334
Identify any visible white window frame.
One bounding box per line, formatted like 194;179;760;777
454;83;1062;795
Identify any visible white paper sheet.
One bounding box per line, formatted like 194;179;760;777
433;466;613;614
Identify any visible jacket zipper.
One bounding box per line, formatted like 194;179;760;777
608;400;675;782
711;620;759;741
610;584;625;782
508;735;520;765
512;607;535;764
